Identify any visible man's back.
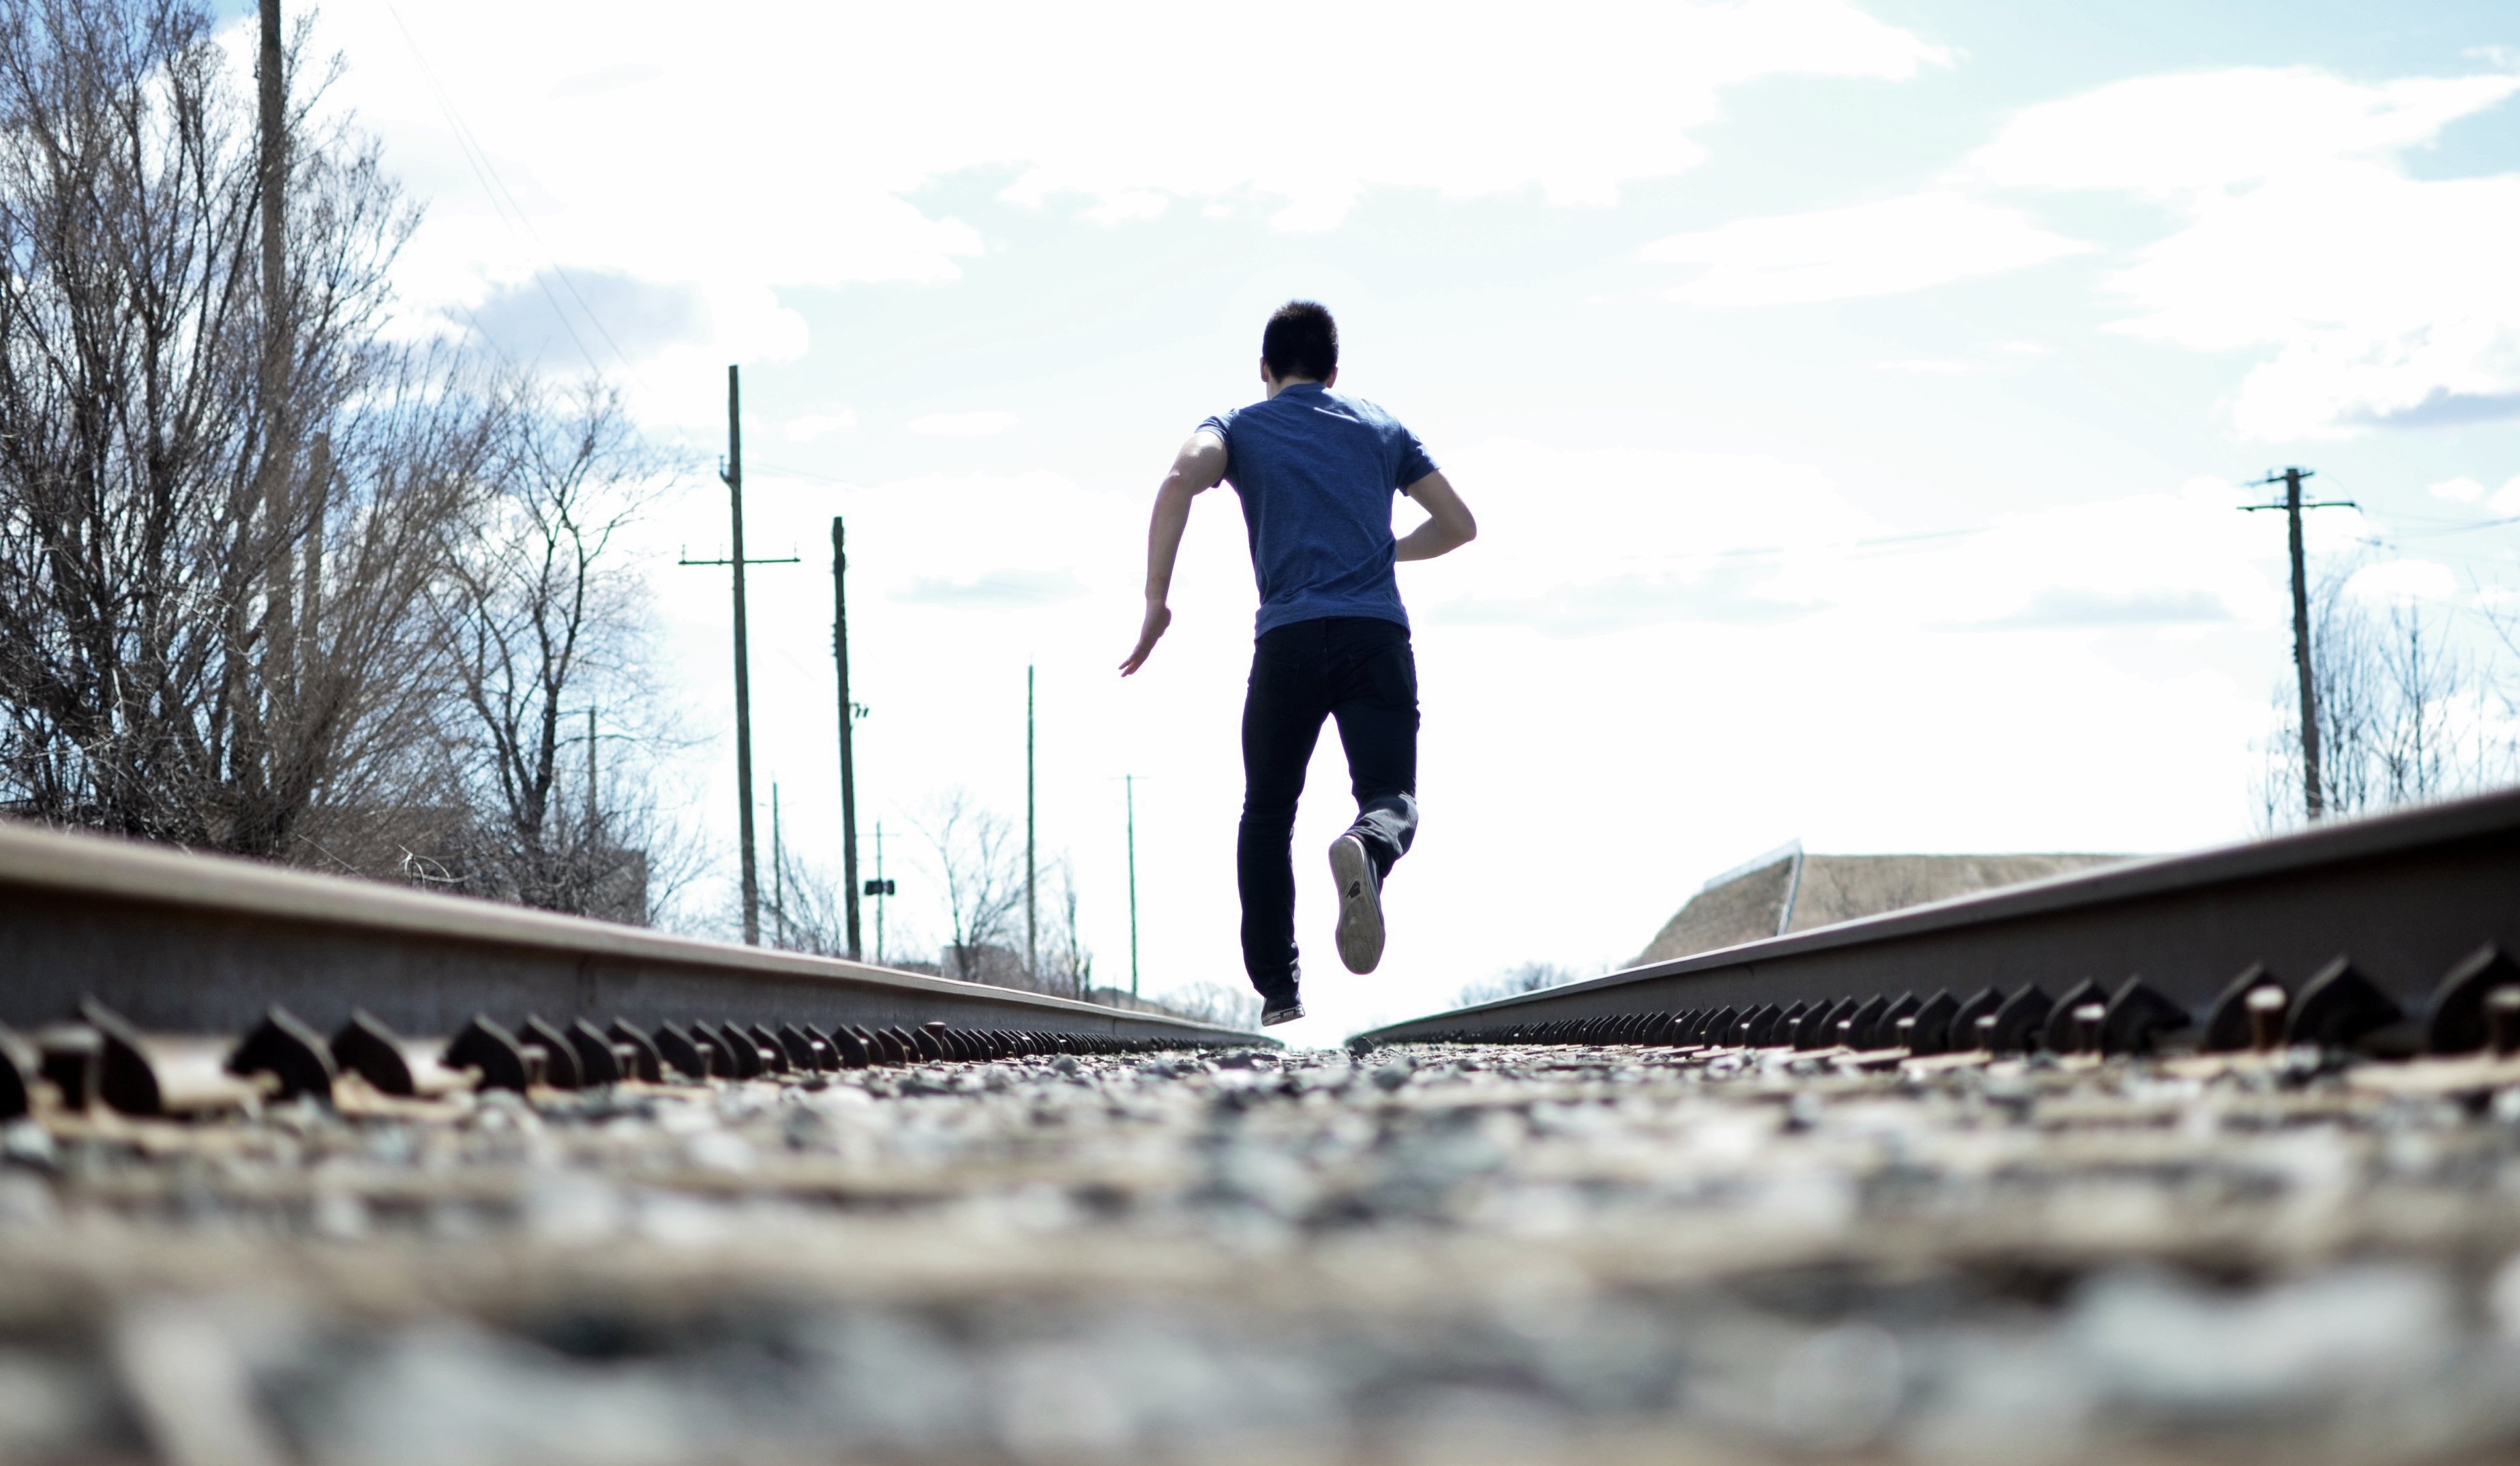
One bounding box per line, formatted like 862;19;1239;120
1120;300;1475;1028
1201;384;1435;636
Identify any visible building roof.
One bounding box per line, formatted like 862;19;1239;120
1630;844;2131;967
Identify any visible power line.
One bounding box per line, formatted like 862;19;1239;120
380;2;644;382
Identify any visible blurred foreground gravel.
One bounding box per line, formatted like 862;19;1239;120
6;1041;2520;1463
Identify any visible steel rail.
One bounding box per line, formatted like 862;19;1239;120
1358;785;2520;1054
0;819;1255;1048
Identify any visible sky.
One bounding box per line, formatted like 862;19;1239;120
247;0;2520;1042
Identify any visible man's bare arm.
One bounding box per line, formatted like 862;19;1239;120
1395;470;1476;562
1119;430;1228;676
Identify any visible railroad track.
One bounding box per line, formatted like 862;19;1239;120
0;820;1254;1119
3;799;2520;1463
1357;785;2520;1059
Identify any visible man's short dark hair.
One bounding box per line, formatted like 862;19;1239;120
1261;301;1338;383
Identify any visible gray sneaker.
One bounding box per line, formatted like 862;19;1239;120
1330;833;1385;974
1261;996;1306;1026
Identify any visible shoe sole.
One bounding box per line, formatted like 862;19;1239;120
1261;1003;1305;1027
1330;834;1384;974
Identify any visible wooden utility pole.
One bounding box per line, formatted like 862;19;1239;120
1125;773;1139;1001
1025;665;1038;981
2244;467;2356;822
832;518;863;960
256;0;286;385
725;368;760;942
586;706;599;837
237;0;290;820
680;370;795;944
871;822;889;964
676;369;795;942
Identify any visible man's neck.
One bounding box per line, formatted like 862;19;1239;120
1264;376;1326;400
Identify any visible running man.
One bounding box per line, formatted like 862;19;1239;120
1119;301;1478;1026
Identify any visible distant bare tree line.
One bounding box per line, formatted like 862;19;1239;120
764;786;1102;999
2258;562;2520;828
0;0;685;919
1456;961;1589;1009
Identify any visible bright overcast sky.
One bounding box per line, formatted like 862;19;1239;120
254;0;2520;1041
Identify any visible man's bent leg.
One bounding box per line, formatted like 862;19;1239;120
1238;625;1330;1003
1327;620;1420;882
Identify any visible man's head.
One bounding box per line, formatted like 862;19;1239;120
1261;300;1338;393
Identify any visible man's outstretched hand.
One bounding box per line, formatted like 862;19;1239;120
1119;599;1172;676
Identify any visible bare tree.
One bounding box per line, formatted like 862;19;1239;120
2373;603;2461;804
2476;593;2520;790
427;377;674;917
0;0;496;863
914;789;1025;983
767;842;852;957
1039;854;1092;998
1455;960;1587;1008
1152;979;1260;1031
2257;565;2515;827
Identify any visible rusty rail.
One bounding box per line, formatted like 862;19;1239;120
0;820;1257;1116
1357;786;2520;1058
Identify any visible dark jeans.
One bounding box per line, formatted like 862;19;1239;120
1238;616;1420;1002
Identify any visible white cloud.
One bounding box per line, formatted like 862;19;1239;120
1640;191;2088;306
2497;477;2520;513
784;409;858;444
2107;163;2520;438
1662;65;2520;439
1408;440;1876;633
1970;67;2520;440
1908;477;2288;634
2347;558;2461;603
907;411;1019;438
2431;477;2487;502
897;569;1086;606
547;63;663;102
1407;447;2285;642
1633;66;2520;326
1875;340;2056;374
1968;68;2520;197
302;0;1950;393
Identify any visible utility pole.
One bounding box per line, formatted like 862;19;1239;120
1124;773;1140;1002
2243;467;2356;823
725;367;759;943
238;0;290;824
832;518;864;960
865;822;894;964
1025;664;1037;982
678;366;797;944
770;783;786;948
585;706;598;839
256;0;287;423
256;0;286;319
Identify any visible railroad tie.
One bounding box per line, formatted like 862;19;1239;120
444;1016;535;1092
516;1016;584;1089
609;1021;670;1083
333;1011;470;1098
228;1008;338;1101
0;1026;36;1121
82;1002;258;1117
2424;945;2520;1055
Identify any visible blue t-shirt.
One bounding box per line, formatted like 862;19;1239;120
1197;384;1438;637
